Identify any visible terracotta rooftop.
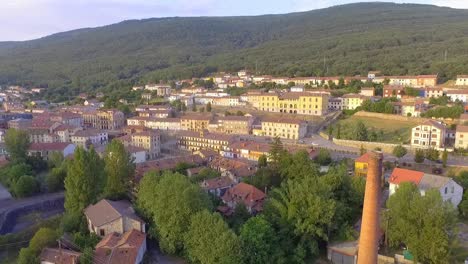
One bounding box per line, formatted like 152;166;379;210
72;129;106;137
422;120;446;130
355;153;370;163
135;154;205;181
457;125;468;133
84;199;144;228
222;182;266;210
40;248;81;264
389;168;424;185
201;176;234;191
95;229;146;264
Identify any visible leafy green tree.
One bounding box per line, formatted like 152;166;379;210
258;154;267;168
244;167;281;191
315;149;332;165
46;165;67;192
18;228;58;264
360;144;366;155
64;147;101;215
240;216;279;264
336;123;341;139
326;125;333;136
414;149;425;163
80;247;95;264
14;175;39;198
103;140;135;200
4;128;30;163
425;148;439;161
228;203;251;232
137;171;212;254
385;183;457;263
354;121;368;141
206;102;212;112
185;210;241;264
392;145;407;158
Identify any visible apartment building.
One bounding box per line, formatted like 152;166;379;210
146;118;181;131
258;92;329;116
82;109;125;130
130;131;161;159
455;125;468;149
71;129;108;148
208;116;253;135
180;114;212;131
411;120;447;149
255;118;307;140
145;84;171;96
446;89;468;103
423;87;443;98
178;131;235;152
328;97;343;110
7;118;32;130
377;75;437;87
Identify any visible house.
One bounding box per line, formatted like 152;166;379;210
455;75;468;86
342;94;365;110
257;92;329;116
84;199;145;237
360;87;375;97
82;109;125;130
83;99;104;108
389;168;463;207
354;153;370;177
71;129;108;148
40;248;81;264
125;145;147;164
134;154;206;182
446;89;468;103
221;182;266;214
207;115;254;135
290;85;305;92
28;143;76;160
256;118;307;140
383;85;404;98
423;87;443;98
411;120;447;149
180;114;212;131
328;97;343;110
178;130;235;153
200;176;235;197
7;118;32;130
94;229;147;264
209;156;256;182
455;125;468;149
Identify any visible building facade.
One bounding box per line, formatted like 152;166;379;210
411;120;446;149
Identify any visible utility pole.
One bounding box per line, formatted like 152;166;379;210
444;49;448;62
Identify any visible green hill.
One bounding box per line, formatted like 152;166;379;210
1;2;468;101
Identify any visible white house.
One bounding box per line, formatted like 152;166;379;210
28;143;76;161
389;168;463;207
446;89;468;103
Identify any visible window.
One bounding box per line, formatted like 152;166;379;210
100;229;105;236
451;186;454;193
444;187;448;194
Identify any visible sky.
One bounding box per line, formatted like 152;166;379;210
1;0;468;41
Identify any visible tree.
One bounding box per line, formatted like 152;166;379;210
442;149;448;168
315;149;332;165
268;137;285;167
4;128;30;163
14;175;38;198
392;145;407;158
258;154;267;168
326;125;333;136
228;203;251;232
191;104;197;112
46;165;67;192
103;140;135;200
425;148;439;162
206;102;212;112
354;121;368;141
185;210;241;264
137;171;212;254
360;144;366;155
385;183;457;263
64;147;101;215
240;216;279;264
414;149;425;163
18;228;58;264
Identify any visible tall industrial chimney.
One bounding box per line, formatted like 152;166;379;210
357;151;383;264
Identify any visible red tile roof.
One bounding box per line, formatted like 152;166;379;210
389;168;424;185
457;125;468;133
95;229;146;264
222;182;266;210
355;153;370;163
40;248;81;264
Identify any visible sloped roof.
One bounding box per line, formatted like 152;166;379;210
355;153;370;163
389;168;424;185
418;174;452;191
222;182;265;209
456;125;468;133
40;248;81;264
201;177;234;191
95;229;146;264
29;142;72;151
84;199;143;227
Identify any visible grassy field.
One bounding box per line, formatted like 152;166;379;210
335;115;419;144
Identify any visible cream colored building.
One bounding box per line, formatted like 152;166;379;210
178;131;234;152
146;118;181;130
130;131;161;159
342;94;365;110
208;116;253;135
455;125;468;149
456;75;468;86
180;114;212;131
257;118;307;140
411;120;446;149
82;109;125;130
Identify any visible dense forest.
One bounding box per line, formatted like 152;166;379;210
1;2;468;101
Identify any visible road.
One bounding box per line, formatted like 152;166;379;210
0;192;64;215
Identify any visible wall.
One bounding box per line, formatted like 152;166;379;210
332;138;399;154
355;111;462;125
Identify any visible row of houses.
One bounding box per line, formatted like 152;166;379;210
410;118;468;150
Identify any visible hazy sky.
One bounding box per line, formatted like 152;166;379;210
1;0;468;41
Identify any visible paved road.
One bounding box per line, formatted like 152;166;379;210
0;192;64;215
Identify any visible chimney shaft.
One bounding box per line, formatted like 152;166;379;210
357;151;383;264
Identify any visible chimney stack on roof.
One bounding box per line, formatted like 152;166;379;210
357;151;383;264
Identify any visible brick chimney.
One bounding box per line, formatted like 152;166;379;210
357;151;383;264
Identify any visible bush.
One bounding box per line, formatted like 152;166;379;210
13;175;39;198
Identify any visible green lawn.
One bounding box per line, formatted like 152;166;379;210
335;116;419;144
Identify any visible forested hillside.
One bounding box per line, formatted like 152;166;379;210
1;2;468;101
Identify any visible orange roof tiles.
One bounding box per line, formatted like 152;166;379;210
389;168;424;185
